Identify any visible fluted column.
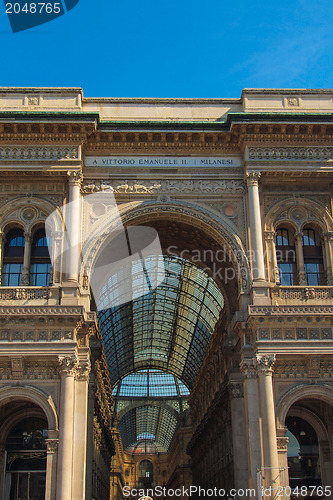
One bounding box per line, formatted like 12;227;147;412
56;356;77;500
294;232;306;285
21;232;33;285
323;232;333;285
65;171;82;282
256;355;279;496
246;171;265;281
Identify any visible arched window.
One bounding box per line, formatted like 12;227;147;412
2;229;25;286
30;229;51;286
275;228;296;285
302;228;324;286
5;417;47;500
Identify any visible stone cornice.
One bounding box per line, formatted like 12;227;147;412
247;305;333;317
0;305;85;316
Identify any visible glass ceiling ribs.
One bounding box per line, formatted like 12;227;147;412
98;255;224;390
112;370;190;453
113;369;190;400
118;405;178;453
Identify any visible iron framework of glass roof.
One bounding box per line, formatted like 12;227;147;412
98;255;224;390
97;255;224;454
113;369;190;454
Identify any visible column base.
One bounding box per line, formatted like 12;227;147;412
251;282;271;305
61;282;80;305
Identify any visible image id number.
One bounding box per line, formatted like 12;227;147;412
6;3;61;14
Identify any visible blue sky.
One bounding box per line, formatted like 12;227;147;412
1;0;333;98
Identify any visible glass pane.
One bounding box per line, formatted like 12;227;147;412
304;263;320;286
278;263;294;285
30;263;51;286
275;229;290;246
303;229;317;246
6;230;25;248
2;263;23;286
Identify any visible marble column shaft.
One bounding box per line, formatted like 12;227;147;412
246;171;265;281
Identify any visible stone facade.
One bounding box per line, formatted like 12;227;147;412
0;87;332;500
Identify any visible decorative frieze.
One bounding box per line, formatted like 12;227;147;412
247;146;333;162
0;146;79;161
0;360;60;379
257;326;332;341
0;328;74;342
81;178;245;195
274;359;333;379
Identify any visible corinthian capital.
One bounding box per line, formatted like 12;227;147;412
76;361;91;381
245;170;261;187
255;354;276;374
240;359;257;379
67;170;83;187
58;355;78;377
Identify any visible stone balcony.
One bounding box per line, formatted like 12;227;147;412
0;286;61;306
271;286;333;305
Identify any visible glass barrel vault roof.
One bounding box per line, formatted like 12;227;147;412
97;255;224;390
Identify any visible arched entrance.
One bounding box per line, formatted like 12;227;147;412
84;203;245;496
277;387;333;499
0;387;58;500
4;415;48;500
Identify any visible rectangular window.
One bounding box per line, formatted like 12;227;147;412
278;263;294;286
304;262;323;286
30;263;51;287
2;263;23;286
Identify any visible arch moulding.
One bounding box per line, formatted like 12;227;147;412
82;199;251;295
0;385;58;431
276;383;333;428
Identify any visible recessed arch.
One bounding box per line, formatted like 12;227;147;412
265;198;333;233
0;196;63;235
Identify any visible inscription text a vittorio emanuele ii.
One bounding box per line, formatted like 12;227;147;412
85;156;242;167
